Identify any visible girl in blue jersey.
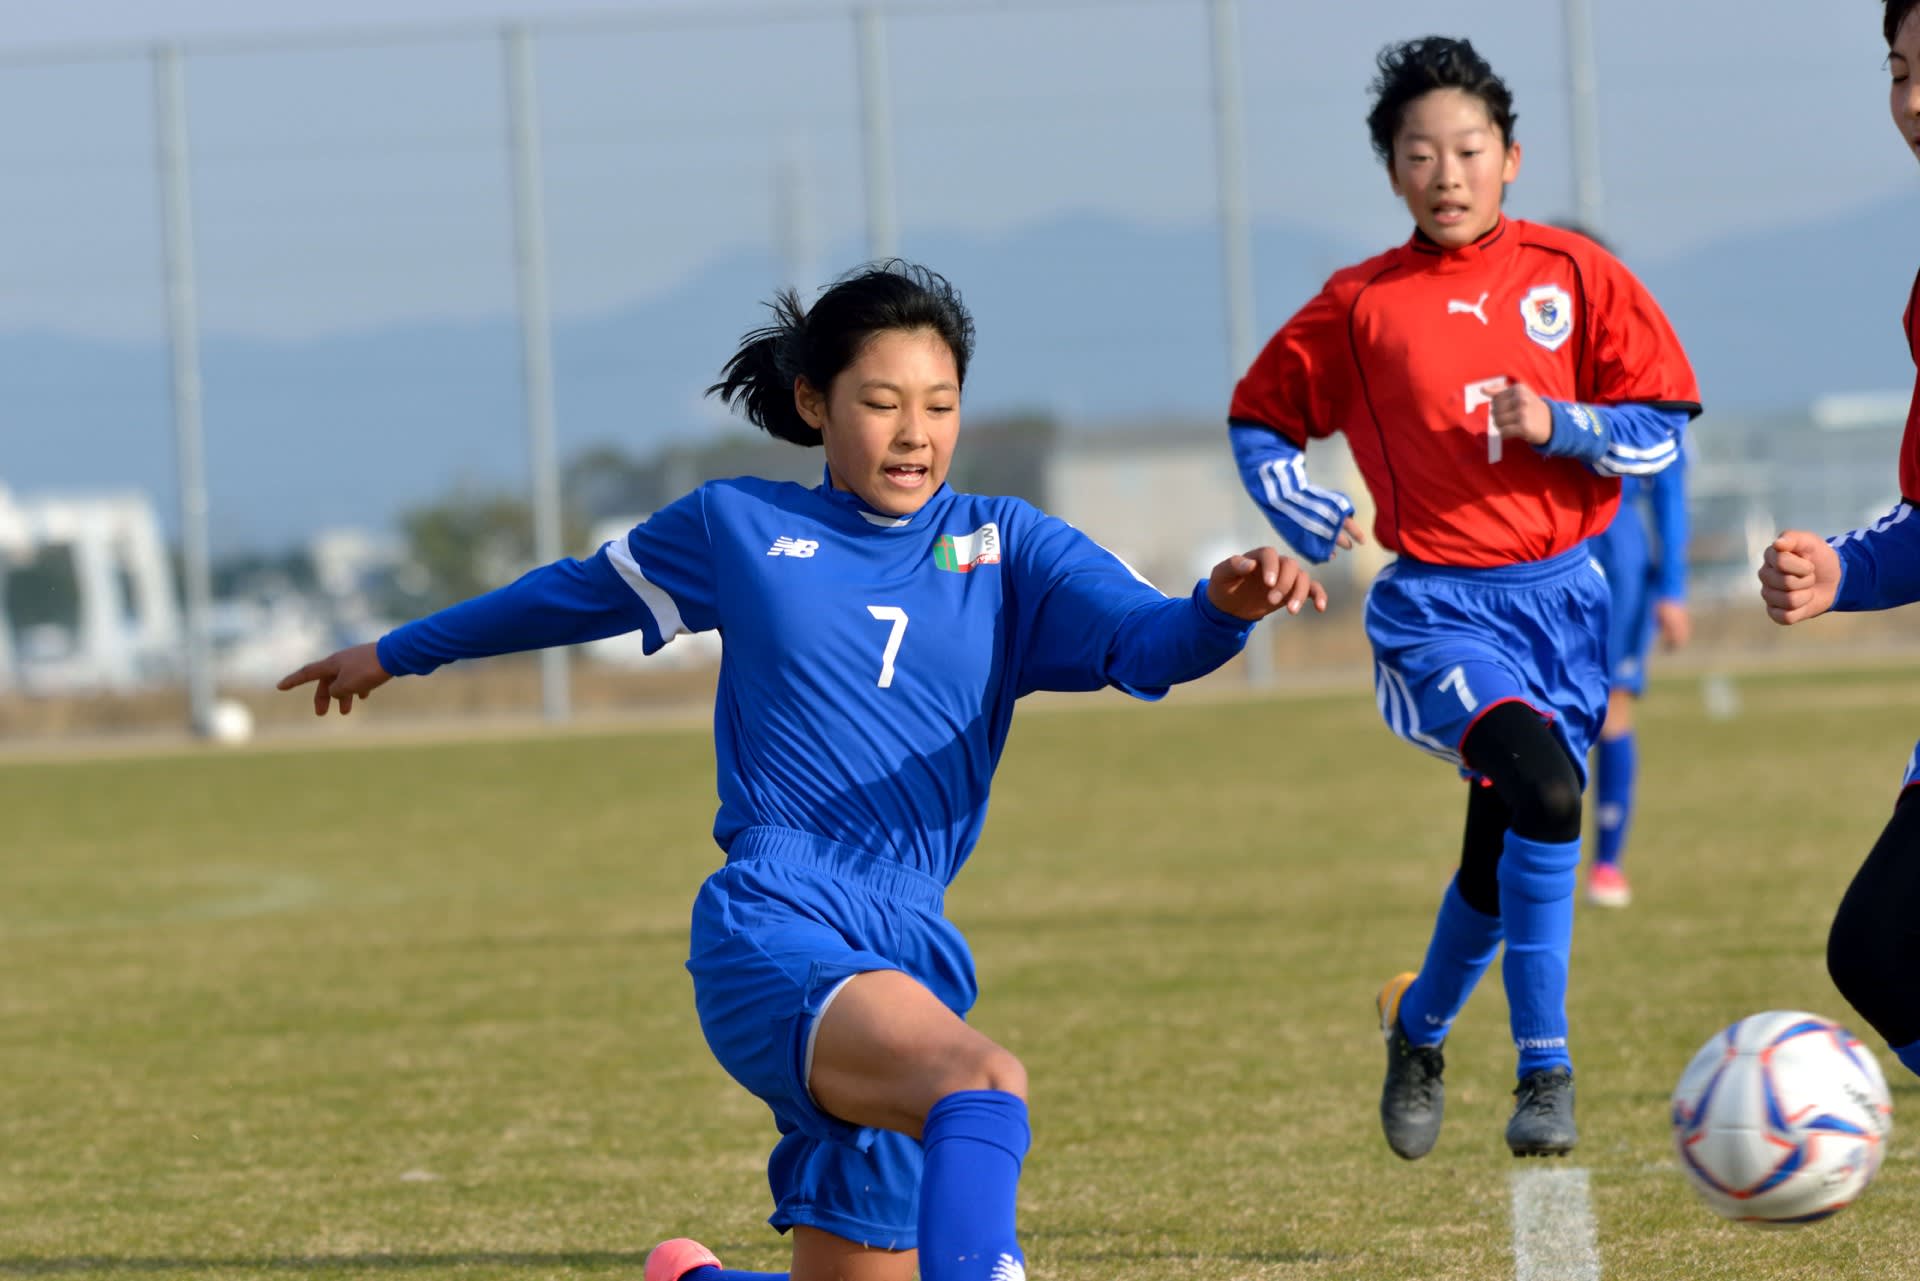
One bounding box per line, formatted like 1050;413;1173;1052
1586;460;1691;909
280;261;1325;1281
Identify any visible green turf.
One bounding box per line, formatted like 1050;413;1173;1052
2;667;1917;1279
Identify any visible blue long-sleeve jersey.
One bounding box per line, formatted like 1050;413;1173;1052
1832;500;1920;613
378;475;1256;885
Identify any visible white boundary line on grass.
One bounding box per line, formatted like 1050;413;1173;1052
1510;1166;1600;1281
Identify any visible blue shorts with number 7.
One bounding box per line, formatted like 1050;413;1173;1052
1362;543;1610;787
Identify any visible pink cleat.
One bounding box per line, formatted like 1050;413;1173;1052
1585;863;1631;908
645;1238;721;1281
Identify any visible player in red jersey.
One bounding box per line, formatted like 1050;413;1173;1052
1758;0;1920;1083
1228;37;1700;1158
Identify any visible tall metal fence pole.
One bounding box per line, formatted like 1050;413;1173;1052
1207;0;1272;687
1563;0;1605;231
855;6;898;261
152;43;217;735
503;24;570;722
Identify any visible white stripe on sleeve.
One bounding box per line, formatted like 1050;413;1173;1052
602;537;688;642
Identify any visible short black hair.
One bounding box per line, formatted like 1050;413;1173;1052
707;260;976;448
1365;36;1517;167
1890;0;1920;46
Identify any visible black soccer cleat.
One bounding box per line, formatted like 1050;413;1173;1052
1506;1066;1578;1157
1378;972;1446;1160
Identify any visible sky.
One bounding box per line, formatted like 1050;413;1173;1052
0;0;1907;345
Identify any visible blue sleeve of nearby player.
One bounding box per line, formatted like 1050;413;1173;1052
377;489;719;676
1648;449;1690;602
1227;423;1355;564
1539;401;1686;477
1015;516;1251;699
375;552;653;677
1831;502;1920;612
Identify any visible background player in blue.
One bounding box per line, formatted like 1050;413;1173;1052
1227;38;1700;1162
1758;0;1920;1085
279;262;1326;1281
1587;453;1691;908
1549;223;1694;910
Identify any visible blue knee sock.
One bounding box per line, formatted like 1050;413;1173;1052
919;1090;1029;1281
1500;832;1580;1077
1593;732;1635;867
1896;1039;1920;1081
1397;877;1504;1048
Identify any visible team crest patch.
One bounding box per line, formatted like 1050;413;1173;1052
933;523;1001;573
1520;284;1574;351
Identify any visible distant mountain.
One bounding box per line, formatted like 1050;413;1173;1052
1633;193;1917;410
4;196;1914;550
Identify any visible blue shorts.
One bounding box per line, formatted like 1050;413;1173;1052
1590;514;1654;696
1363;544;1610;786
685;826;977;1249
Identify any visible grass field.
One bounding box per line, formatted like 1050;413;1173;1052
3;665;1919;1280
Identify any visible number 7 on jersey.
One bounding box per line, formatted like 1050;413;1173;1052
865;605;909;689
1464;377;1508;463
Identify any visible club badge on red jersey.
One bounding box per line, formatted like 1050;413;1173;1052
1522;284;1574;352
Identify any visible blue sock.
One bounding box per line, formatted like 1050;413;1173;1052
1593;733;1636;867
1397;877;1503;1048
1499;831;1580;1077
685;1270;786;1280
919;1089;1029;1281
1896;1040;1920;1081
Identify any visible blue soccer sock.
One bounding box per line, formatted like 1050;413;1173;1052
1397;877;1504;1047
919;1089;1030;1281
1895;1039;1920;1081
1593;732;1637;867
1500;831;1581;1077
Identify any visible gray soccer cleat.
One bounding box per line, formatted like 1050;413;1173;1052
1506;1066;1578;1157
1378;972;1446;1160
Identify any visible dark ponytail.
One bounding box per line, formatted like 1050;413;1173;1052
708;260;976;448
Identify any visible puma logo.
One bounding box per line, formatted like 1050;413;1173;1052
1448;292;1490;324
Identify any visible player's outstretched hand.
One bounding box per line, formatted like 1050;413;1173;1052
1654;599;1692;650
277;642;392;716
1489;379;1554;446
1757;531;1841;625
1207;547;1328;621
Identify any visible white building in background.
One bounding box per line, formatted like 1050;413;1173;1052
0;487;29;690
1043;420;1384;593
0;485;182;693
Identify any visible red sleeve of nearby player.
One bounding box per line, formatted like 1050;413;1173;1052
1898;266;1920;502
1904;265;1919;361
1229;281;1351;447
1578;246;1702;414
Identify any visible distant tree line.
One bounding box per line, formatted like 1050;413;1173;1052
0;414;1059;629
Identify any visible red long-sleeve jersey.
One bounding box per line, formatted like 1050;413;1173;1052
1230;218;1701;568
1899;267;1920;502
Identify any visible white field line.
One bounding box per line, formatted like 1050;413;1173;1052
1510;1166;1601;1281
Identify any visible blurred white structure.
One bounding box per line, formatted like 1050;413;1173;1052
1044;420;1384;594
0;485;181;693
0;488;29;691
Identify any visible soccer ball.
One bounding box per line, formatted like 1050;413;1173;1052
1671;1010;1893;1224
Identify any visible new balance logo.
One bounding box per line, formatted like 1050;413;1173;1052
767;537;819;558
1447;292;1490;324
